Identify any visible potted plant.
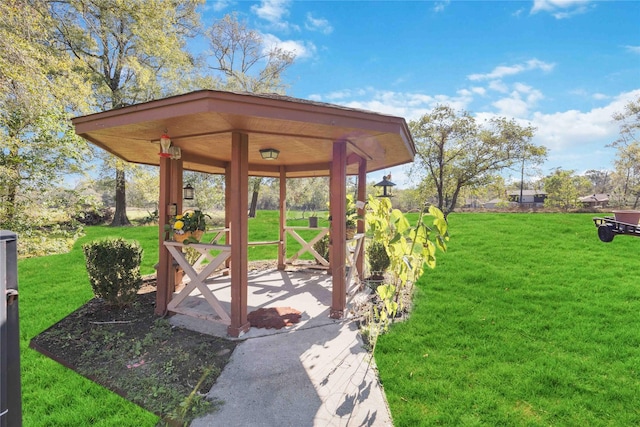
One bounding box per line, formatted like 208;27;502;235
327;195;362;239
345;195;360;240
165;210;210;243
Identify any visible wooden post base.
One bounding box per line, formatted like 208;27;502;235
227;322;251;338
329;308;344;319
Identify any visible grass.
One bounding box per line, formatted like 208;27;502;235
20;226;162;426
375;213;640;426
19;211;327;426
22;211;639;426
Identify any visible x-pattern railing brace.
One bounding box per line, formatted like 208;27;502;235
164;241;231;324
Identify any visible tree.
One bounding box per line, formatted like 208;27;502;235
205;13;295;94
409;105;546;216
584;169;612;194
0;0;91;227
248;177;262;218
612;96;640;148
128;166;159;209
286;178;329;215
183;171;225;211
543;168;591;211
610;96;640;208
203;13;296;215
47;0;202;226
611;145;640;208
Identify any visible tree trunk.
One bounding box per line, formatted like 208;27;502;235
249;191;259;218
4;183;17;225
248;177;262;218
110;165;131;226
3;147;19;225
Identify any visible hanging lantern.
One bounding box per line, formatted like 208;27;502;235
374;174;396;198
183;183;195;200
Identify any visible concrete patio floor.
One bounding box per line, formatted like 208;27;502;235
169;267;364;339
169;268;393;426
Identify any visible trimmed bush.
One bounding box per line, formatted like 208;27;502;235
83;238;143;307
313;234;330;261
367;241;390;276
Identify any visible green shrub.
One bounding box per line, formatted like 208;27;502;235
367;241;390;275
313;234;330;260
83;238;143;307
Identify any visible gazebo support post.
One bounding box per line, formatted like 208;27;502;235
356;157;367;277
155;157;183;315
278;166;286;270
227;132;251;337
330;140;347;319
224;164;231;271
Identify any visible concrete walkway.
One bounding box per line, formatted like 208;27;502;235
170;268;393;426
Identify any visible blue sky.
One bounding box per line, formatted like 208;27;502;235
200;0;640;187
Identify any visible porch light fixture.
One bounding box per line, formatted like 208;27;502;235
183;183;195;200
159;133;172;158
259;148;279;160
374;174;396;198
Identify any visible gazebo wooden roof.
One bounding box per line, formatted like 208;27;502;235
72;90;415;337
72;90;415;178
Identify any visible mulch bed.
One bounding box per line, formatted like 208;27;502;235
29;284;238;426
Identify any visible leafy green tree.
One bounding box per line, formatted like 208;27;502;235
611;145;640;208
610;96;640;208
543;168;591;211
285;177;329;216
410;105;546;216
47;0;203;226
584;169;613;194
128;166;159;209
183;171;225;212
0;0;92;227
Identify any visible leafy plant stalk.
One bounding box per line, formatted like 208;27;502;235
364;195;449;353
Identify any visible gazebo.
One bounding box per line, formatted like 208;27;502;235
72;90;415;337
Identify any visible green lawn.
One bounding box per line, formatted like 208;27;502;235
20;226;161;426
18;212;326;426
375;213;640;426
20;212;640;426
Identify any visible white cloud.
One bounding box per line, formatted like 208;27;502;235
625;45;640;54
593;93;609;100
210;0;233;12
309;88;472;120
308;85;640;175
305;13;333;34
488;80;509;93
251;0;298;32
493;97;529;117
531;0;593;19
468;59;555;81
433;0;450;13
494;88;544;117
531;89;640;153
261;33;316;59
252;0;290;23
